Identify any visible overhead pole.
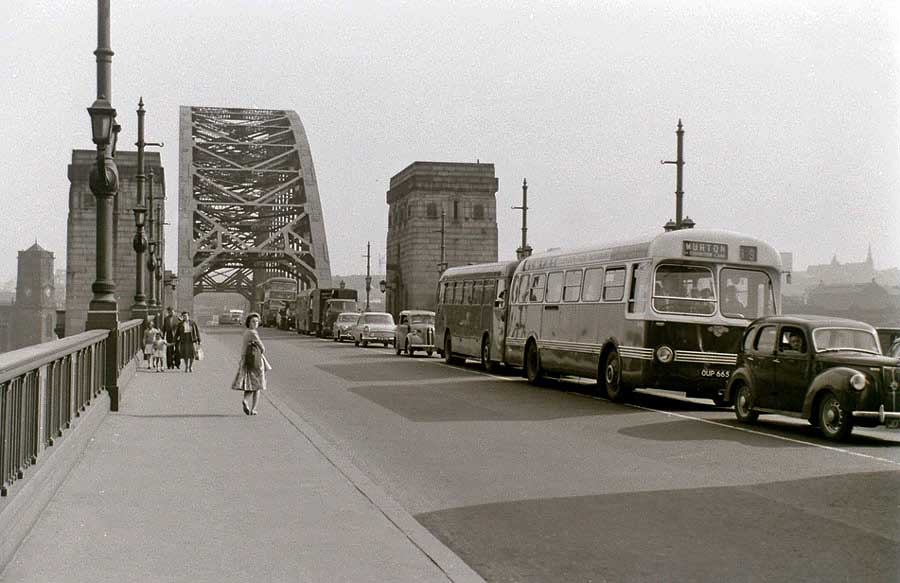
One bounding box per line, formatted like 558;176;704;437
364;241;372;311
513;178;532;260
661;119;687;230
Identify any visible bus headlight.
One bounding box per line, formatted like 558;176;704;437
656;345;674;363
849;372;866;391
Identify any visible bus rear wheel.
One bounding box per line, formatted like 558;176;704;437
480;336;495;372
602;350;631;402
525;342;544;385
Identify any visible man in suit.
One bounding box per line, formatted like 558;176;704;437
161;307;179;370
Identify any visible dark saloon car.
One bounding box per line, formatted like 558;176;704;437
726;315;900;440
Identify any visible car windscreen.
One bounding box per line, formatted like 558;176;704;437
812;327;880;354
719;268;776;320
652;264;716;315
337;314;357;322
409;315;434;325
363;314;394;325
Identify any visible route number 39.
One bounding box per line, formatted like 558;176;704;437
701;369;730;378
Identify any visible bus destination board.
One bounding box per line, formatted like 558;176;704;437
682;241;728;259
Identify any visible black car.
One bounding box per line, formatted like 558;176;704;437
726;315;900;440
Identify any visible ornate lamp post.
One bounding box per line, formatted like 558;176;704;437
146;168;158;320
85;0;121;410
131;99;148;319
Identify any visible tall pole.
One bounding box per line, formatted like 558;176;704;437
131;98;148;318
85;0;121;409
661;119;685;229
147;169;157;319
364;241;372;311
438;209;447;272
155;202;163;309
514;178;532;260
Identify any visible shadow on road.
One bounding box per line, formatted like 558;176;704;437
416;471;900;583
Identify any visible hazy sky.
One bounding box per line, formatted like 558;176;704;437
1;1;898;283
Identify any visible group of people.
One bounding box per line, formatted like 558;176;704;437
142;307;202;372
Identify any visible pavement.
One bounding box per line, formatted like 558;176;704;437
1;331;485;583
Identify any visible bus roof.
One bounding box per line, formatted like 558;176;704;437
520;229;782;272
440;260;521;280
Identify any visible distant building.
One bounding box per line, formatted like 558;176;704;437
8;242;58;350
384;162;498;317
806;246;875;286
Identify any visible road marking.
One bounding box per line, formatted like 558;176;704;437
430;360;900;468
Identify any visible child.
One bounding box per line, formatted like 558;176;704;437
152;335;169;372
143;324;159;369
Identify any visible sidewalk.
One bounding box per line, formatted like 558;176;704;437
1;333;483;583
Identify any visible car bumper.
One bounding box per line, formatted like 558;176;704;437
852;405;900;425
362;334;394;342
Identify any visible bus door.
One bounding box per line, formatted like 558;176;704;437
505;274;530;366
489;278;506;363
539;272;564;370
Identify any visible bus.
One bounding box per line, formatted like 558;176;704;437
435;260;521;371
259;277;298;327
436;229;783;404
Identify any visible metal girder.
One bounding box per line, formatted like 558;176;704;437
178;107;333;312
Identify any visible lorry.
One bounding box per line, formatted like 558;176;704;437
295;287;359;337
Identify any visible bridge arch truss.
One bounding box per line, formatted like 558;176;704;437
177;106;332;313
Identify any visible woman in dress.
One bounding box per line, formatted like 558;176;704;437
174;311;201;372
231;312;267;415
142;318;159;370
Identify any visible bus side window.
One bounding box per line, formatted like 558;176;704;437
449;282;458;305
485;280;497;305
517;275;530;304
439;282;447;305
473;280;485;306
528;274;546;303
546;272;563;303
627;263;649;313
462;281;472;304
563;270;582;302
583;267;604;301
603;267;626;301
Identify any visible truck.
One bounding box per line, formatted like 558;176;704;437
295;287;359;337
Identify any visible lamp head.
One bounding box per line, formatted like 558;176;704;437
133;206;146;228
379;279;387;293
87;97;117;147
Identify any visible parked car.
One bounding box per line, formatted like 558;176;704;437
352;312;395;347
727;315;900;440
394;310;435;356
333;312;359;342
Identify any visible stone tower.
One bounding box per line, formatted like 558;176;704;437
385;162;498;316
65;150;165;335
12;242;56;349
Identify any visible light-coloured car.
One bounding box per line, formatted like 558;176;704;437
333;312;359;342
395;310;435;356
352;312;395;347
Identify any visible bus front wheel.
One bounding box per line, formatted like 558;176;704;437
481;336;496;372
603;350;631;402
443;335;463;365
525;342;544;385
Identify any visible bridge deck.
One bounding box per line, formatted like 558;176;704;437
1;331;465;583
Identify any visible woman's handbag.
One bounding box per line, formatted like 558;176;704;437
196;345;205;361
245;342;262;370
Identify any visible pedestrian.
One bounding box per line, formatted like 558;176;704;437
231;312;267;415
142;317;159;370
174;311;201;372
152;335;168;372
161;306;178;369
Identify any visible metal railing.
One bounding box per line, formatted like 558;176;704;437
0;319;143;496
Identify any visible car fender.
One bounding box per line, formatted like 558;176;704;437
725;367;754;401
801;367;858;418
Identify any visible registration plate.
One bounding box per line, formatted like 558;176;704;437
700;368;731;379
886;419;900;430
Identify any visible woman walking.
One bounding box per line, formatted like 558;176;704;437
174;311;201;372
231;312;267;415
142;317;159;370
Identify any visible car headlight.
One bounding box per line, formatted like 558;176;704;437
849;372;866;391
363;326;369;334
656;345;674;363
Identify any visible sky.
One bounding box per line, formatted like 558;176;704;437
1;0;898;283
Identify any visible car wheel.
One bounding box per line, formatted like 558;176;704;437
362;339;368;348
733;383;759;423
602;349;631;402
525;341;544;385
818;392;854;441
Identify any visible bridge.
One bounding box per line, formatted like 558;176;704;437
2;326;898;582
